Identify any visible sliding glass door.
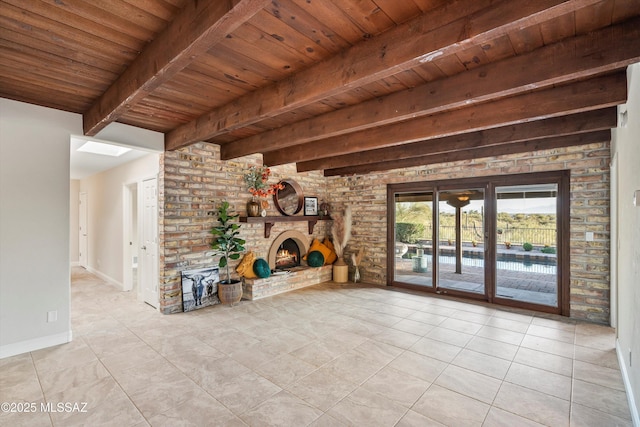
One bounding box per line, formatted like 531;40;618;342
437;188;485;295
393;192;433;288
388;172;569;315
494;184;559;307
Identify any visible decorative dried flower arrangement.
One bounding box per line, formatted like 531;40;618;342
331;205;352;266
243;165;284;198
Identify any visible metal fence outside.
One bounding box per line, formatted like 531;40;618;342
418;226;556;246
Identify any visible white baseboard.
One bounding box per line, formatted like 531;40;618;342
616;340;639;426
0;331;73;359
70;261;80;267
86;266;124;290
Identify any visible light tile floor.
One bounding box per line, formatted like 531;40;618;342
0;267;632;426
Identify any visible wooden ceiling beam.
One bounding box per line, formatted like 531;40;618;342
222;16;640;160
324;130;612;176
82;0;269;136
166;0;602;150
297;108;618;172
263;72;627;166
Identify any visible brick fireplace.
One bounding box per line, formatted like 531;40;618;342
267;230;310;270
243;230;332;300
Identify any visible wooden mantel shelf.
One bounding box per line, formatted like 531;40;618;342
240;216;331;238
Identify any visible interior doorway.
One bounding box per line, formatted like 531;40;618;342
79;192;88;268
388;171;570;315
123;182;139;293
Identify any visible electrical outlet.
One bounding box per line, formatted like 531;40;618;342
585;232;594;242
47;311;57;323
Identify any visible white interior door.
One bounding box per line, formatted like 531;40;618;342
79;192;88;268
141;178;159;308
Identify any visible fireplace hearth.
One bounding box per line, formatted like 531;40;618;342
244;229;330;300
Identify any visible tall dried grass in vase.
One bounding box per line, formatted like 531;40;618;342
331;206;352;266
351;247;364;283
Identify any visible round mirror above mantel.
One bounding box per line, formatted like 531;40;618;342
273;179;303;216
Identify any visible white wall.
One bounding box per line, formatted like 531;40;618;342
612;62;640;424
79;154;160;287
0;99;81;358
96;121;164;152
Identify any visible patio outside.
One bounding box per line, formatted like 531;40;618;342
395;242;558;306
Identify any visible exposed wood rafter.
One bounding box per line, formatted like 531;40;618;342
167;0;604;151
222;17;640;161
297;108;618;173
2;0;637;176
324;130;612;176
83;0;270;136
263;72;627;166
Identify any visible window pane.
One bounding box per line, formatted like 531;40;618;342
394;192;433;288
437;189;485;294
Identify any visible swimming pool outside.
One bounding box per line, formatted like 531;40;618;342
438;255;557;274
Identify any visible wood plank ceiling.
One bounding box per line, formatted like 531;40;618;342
1;0;639;176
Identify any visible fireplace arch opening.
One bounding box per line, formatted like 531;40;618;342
268;230;310;270
276;238;301;269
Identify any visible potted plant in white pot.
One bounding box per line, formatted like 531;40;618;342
211;201;245;305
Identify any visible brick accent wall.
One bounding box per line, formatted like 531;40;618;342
158;143;330;314
159;141;611;323
325;142;611;323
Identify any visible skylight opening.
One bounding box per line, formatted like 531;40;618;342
77;141;131;157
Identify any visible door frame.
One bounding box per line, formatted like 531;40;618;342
387;170;570;316
610;153;618;329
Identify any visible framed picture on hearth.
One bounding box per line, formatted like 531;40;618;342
181;266;220;312
304;197;318;216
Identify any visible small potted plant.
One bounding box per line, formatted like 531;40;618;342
211;201;246;305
